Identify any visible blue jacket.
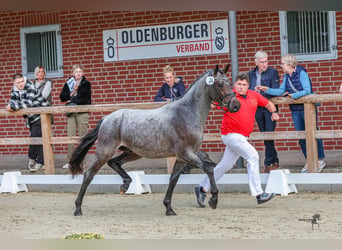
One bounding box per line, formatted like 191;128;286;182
154;79;186;102
267;65;313;111
248;66;280;99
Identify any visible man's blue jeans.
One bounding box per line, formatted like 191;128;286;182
291;109;325;159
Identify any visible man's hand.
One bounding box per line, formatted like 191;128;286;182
255;86;268;92
282;92;292;98
271;112;280;121
5;103;13;112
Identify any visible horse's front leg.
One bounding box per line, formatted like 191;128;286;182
203;163;218;209
107;150;141;194
163;161;183;216
198;151;218;209
203;159;218;209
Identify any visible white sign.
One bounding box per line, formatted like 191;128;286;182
103;19;229;61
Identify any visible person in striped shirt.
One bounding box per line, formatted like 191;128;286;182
6;73;49;172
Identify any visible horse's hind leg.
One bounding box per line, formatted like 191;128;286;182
74;157;108;216
107;148;142;194
163;160;184;216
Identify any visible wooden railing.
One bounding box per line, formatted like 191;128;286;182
1;94;342;174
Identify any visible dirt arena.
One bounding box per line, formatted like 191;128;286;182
0;190;341;239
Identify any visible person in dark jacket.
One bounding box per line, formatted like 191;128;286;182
256;54;326;173
60;64;91;169
154;65;186;102
5;73;49;172
248;51;280;173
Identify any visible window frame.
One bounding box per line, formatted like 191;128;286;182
20;24;63;79
279;11;337;61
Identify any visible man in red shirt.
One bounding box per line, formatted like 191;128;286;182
195;72;279;207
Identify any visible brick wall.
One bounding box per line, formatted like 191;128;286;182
1;11;342;157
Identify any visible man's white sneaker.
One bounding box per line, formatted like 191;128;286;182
318;160;326;172
301;162;308;173
301;161;326;173
28;158;39;172
62;163;70;169
35;163;45;171
28;158;36;171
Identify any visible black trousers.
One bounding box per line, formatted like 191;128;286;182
255;107;279;166
28;120;44;165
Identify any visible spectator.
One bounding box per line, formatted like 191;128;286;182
154;65;188;174
195;72;278;208
248;51;280;173
256;54;326;173
154;65;186;102
60;64;91;169
5;73;49;172
32;66;53;123
339;83;342;93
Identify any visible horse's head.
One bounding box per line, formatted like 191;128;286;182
207;64;241;113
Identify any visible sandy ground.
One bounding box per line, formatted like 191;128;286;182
0;191;342;239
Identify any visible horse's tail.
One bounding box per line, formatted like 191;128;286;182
69;118;104;176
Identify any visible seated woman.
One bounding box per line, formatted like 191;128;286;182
154;65;186;102
154;65;190;174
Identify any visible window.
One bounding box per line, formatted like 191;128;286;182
279;11;337;61
20;24;63;79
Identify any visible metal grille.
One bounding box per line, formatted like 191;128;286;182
26;31;58;73
287;11;330;55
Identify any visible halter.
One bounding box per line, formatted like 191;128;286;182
210;77;236;112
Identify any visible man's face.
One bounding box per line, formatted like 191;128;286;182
234;79;249;95
256;56;268;73
14;77;26;90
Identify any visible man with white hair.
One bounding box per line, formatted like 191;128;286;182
248;51;280;173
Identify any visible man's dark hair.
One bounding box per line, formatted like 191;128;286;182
235;72;249;83
12;73;24;81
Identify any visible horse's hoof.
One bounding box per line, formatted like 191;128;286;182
166;210;177;216
120;184;127;195
74;210;83;216
208;198;217;209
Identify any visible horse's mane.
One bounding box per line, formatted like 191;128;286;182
174;69;227;101
174;68;225;101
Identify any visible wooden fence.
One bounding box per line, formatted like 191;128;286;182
1;94;342;175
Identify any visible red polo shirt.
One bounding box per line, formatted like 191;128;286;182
217;89;269;137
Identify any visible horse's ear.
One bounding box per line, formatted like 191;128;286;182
224;64;230;73
214;64;219;76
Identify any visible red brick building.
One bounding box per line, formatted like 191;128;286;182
1;11;341;156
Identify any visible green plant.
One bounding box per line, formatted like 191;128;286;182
64;233;105;239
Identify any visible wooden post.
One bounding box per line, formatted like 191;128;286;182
166;157;177;174
304;103;318;172
40;114;55;174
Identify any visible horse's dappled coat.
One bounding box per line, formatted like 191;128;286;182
70;65;241;216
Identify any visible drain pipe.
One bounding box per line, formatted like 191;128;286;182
228;11;244;169
229;11;239;83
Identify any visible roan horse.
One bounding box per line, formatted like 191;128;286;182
69;65;241;216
